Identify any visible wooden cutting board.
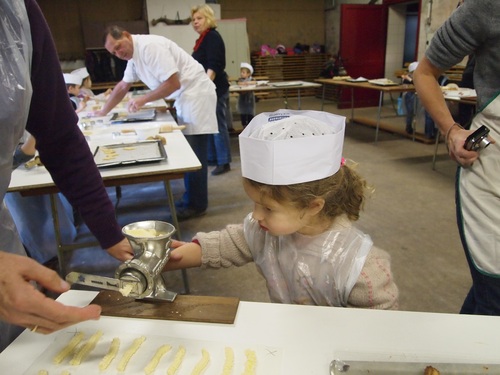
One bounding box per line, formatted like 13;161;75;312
91;290;239;324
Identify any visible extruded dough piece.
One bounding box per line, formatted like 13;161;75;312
37;371;48;375
69;330;103;365
190;349;210;375
61;371;71;375
166;346;186;375
221;347;234;375
98;337;120;371
242;349;257;375
53;331;85;364
144;344;172;375
116;336;146;372
119;283;134;297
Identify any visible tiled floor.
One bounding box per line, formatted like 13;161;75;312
63;95;470;314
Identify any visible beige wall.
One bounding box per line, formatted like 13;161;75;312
219;0;325;53
417;0;462;61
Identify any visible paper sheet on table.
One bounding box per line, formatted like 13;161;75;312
24;330;283;375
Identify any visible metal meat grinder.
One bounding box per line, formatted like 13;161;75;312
66;220;178;302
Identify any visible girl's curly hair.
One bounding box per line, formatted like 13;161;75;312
244;161;369;222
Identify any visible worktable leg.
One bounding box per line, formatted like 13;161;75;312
375;91;384;144
412;94;418;142
432;131;441;170
163;180;190;295
321;84;326;111
350;88;355;123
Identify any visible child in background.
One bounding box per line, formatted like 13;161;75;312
165;109;399;309
402;61;418;135
402;61;448;138
237;62;256;127
63;73;88;113
71;67;112;101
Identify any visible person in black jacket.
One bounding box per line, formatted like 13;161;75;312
191;4;232;176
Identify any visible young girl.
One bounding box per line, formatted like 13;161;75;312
166;110;399;309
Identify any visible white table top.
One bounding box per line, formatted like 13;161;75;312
2;290;500;374
8;108;200;193
229;80;321;93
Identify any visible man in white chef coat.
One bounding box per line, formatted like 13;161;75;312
95;26;218;220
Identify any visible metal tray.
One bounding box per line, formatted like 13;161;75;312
93;140;167;168
110;109;156;123
330;359;500;374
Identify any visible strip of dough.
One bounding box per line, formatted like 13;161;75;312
69;330;103;365
221;347;234;375
144;344;172;375
98;338;120;371
242;349;257;375
166;346;186;375
53;332;85;364
37;371;48;375
190;349;210;375
116;336;146;372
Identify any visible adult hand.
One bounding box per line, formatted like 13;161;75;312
106;238;134;261
127;96;146;113
447;126;496;167
0;252;101;334
90;109;109;117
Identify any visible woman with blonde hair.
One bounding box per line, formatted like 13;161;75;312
190;4;232;176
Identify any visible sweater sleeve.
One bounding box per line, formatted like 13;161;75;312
347;246;399;310
195;224;254;269
23;0;124;249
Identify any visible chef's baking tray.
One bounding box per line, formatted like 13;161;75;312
94;140;167;168
330;359;500;374
110;109;156;123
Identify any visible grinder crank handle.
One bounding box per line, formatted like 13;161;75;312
66;271;143;298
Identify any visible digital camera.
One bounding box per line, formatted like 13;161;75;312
464;125;491;151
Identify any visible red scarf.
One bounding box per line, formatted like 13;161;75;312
193;29;210;52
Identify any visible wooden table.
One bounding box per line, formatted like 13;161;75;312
8;107;200;283
2;290;500;374
316;78;416;143
229;80;321;110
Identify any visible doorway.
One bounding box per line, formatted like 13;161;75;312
403;2;419;66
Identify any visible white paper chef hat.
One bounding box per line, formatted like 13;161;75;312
240;62;254;75
408;61;419;73
71;67;89;81
63;73;81;85
239;109;346;185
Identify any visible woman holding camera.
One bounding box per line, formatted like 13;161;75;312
414;0;500;315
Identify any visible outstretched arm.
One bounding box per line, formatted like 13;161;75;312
163;240;202;271
413;57;483;167
127;73;181;112
95;80;131;116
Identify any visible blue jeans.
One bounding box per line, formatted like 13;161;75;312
182;134;208;211
456;168;500;315
208;91;232;165
404;92;415;131
424;112;437;138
